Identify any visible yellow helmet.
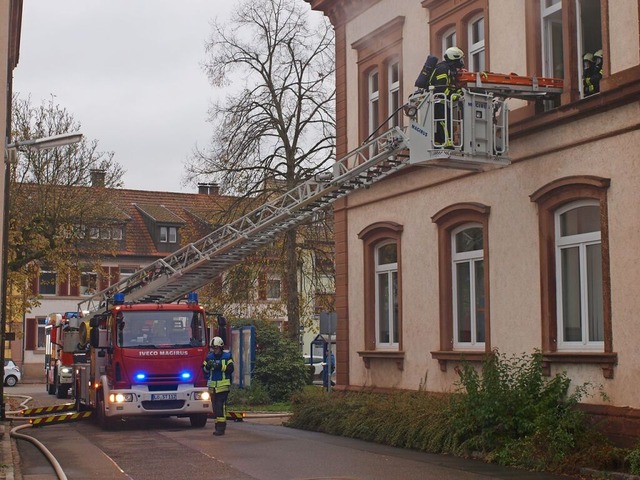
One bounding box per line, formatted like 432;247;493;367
583;52;594;62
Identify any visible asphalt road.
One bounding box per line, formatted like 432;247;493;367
9;383;573;480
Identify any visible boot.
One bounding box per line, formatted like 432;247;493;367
213;422;226;436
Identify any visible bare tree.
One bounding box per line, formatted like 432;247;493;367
9;94;125;315
187;0;335;339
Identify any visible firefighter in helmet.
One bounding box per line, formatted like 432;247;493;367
429;46;465;147
583;50;603;97
202;336;234;436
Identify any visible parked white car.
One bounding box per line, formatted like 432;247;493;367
303;354;323;376
4;359;21;387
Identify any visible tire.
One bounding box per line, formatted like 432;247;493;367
56;383;68;399
4;375;17;387
189;414;208;428
47;369;56;394
96;391;117;430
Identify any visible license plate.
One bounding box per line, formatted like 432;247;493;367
151;393;177;401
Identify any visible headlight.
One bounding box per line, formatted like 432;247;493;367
60;367;72;374
194;391;210;401
109;393;134;403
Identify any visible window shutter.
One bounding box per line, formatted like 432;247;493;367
25;318;36;350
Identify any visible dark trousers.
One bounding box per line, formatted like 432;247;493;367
211;389;229;427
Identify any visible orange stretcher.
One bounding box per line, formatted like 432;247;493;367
456;71;564;98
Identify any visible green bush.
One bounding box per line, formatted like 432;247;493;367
287;350;619;476
444;350;602;471
232;319;309;402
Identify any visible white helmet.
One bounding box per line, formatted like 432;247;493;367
583;52;594;62
444;47;464;62
211;336;224;348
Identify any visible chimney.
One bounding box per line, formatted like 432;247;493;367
198;182;220;196
90;169;106;187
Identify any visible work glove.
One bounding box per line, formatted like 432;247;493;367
450;93;461;102
213;360;223;371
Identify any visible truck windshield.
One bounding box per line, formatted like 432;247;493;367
116;310;207;348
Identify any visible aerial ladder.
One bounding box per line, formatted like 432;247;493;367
78;71;563;314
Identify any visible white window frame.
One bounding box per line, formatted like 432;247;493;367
112;227;123;240
37;317;48;350
80;271;98;296
388;60;400;128
541;0;563;78
266;275;282;301
368;69;379;137
160;226;168;243
442;27;457;54
451;223;485;350
168;227;177;243
555;200;604;351
467;15;485;72
119;266;138;282
38;268;57;296
374;241;398;349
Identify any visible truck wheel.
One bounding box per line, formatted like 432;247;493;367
56;384;68;399
189;414;208;428
96;391;117;430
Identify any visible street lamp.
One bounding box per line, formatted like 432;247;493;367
0;131;83;421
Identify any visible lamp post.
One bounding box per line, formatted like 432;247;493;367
0;132;83;421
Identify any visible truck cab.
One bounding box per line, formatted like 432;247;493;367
75;293;212;429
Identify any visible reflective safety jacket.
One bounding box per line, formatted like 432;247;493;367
202;351;234;392
429;61;462;98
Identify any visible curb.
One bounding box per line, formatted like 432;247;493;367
1;423;15;480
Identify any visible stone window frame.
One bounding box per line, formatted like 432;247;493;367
357;221;404;370
431;203;491;371
352;16;405;144
530;175;617;378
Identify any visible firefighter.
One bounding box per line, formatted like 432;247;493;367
429;46;465;147
202;336;234;436
591;49;603;93
582;52;595;96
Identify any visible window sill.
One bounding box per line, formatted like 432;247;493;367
542;352;618;379
431;350;487;372
357;350;404;370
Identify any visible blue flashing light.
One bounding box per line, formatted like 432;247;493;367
180;371;192;380
187;292;198;304
114;293;125;305
135;373;146;381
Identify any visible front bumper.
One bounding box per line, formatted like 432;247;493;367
103;384;211;418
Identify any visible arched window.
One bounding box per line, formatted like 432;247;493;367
467;14;485;72
431;203;491;370
555;200;603;350
375;241;399;348
452;223;485;348
530;176;616;378
358;221;403;358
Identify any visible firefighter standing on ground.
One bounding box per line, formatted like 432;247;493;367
429;46;465;146
203;336;234;436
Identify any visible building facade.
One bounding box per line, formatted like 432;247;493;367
308;0;640;445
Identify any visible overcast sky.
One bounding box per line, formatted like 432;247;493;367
14;1;240;193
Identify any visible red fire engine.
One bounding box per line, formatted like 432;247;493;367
72;292;216;429
44;312;79;399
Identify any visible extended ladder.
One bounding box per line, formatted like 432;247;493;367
79;71;564;313
79;128;410;312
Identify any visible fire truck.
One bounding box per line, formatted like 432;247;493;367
69;292;222;429
44;312;80;399
61;68;561;430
